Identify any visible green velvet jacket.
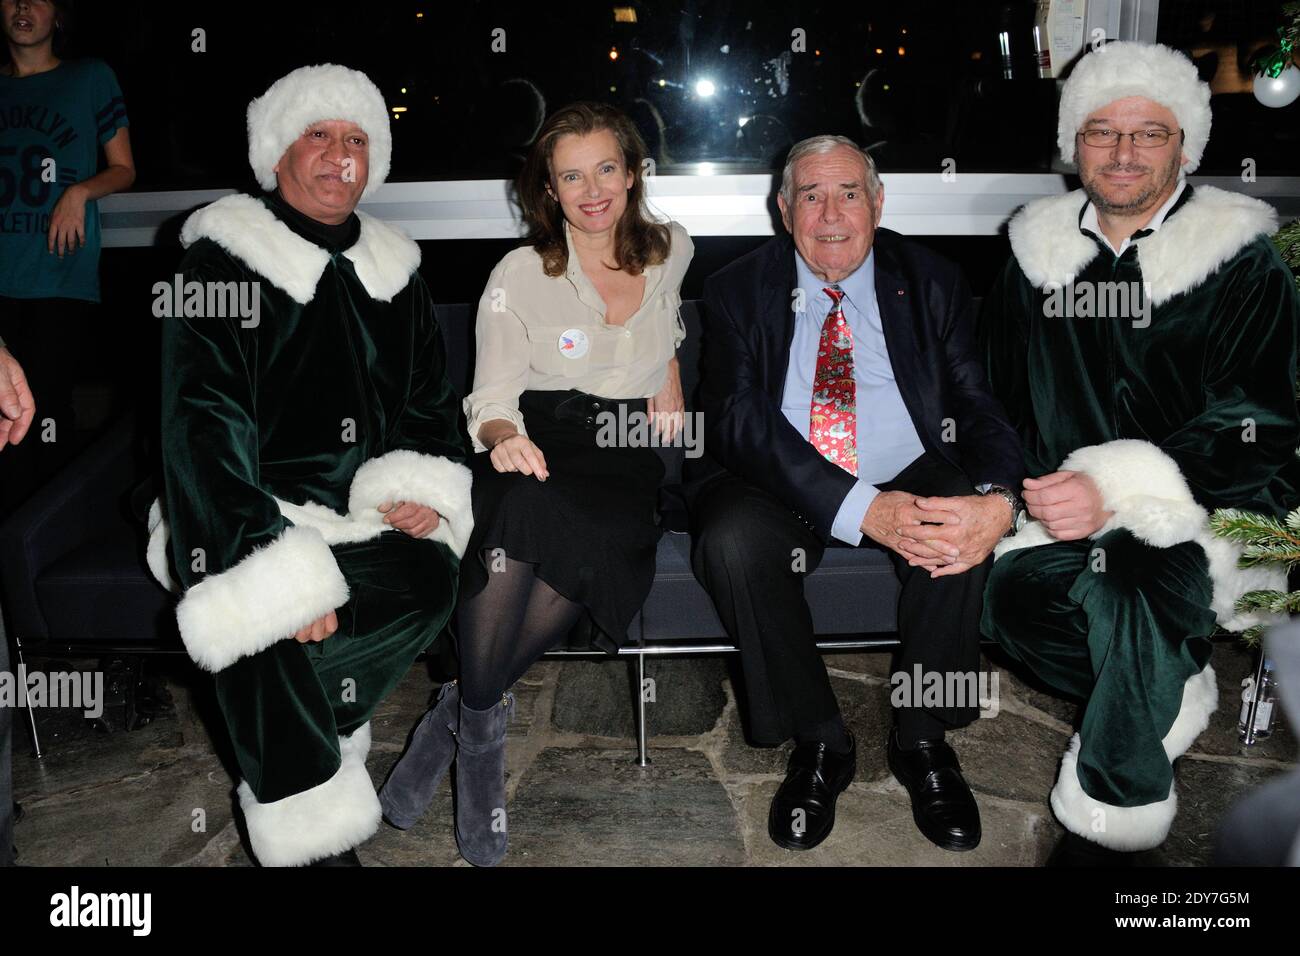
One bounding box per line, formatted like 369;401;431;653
149;192;472;672
981;183;1300;632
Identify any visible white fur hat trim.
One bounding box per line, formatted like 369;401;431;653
247;63;392;199
1058;41;1212;173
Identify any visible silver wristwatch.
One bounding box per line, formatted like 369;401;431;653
975;482;1027;537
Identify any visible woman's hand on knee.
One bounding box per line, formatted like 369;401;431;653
293;610;339;643
489;434;549;481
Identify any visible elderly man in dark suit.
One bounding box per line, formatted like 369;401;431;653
687;135;1025;853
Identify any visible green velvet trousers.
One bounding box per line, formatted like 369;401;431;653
982;528;1216;808
212;531;458;803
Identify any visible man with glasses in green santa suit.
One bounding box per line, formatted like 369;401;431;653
149;64;472;866
970;41;1300;865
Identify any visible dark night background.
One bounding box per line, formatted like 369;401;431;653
2;0;1297;450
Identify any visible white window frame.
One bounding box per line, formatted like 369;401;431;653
98;170;1299;247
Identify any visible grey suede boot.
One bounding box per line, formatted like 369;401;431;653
379;680;460;829
454;692;515;867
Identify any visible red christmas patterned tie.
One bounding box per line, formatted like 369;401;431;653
809;286;857;476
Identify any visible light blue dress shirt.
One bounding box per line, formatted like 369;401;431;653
781;250;926;545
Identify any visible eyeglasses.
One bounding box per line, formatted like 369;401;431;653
1077;128;1184;148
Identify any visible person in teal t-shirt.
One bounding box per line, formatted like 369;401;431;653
0;0;135;517
0;0;134;301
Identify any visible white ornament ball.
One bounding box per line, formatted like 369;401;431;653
1254;63;1300;108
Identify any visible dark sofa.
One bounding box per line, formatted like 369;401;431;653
0;300;902;762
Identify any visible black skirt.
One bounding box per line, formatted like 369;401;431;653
460;389;666;653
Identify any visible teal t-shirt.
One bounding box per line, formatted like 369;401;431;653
0;58;129;303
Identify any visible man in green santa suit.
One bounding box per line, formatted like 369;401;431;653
971;41;1300;864
148;64;472;866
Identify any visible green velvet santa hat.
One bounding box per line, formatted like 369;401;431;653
246;63;392;199
1057;41;1212;173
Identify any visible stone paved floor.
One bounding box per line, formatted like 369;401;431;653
9;641;1294;866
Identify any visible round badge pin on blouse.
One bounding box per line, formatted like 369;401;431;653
558;328;590;359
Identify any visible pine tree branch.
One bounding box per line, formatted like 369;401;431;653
1234;588;1300;614
1238;624;1266;649
1274;218;1300;272
1211;508;1300;569
1273;219;1300;297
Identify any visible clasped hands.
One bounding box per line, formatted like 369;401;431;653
294;498;440;644
865;490;1010;578
864;470;1111;579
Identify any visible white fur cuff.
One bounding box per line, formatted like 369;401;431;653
239;723;380;867
1062;439;1206;548
1162;665;1218;761
347;449;474;558
1048;667;1215;853
989;437;1287;633
176;525;349;673
147;497;179;593
992;519;1054;560
992;439;1204;557
1050;734;1177;852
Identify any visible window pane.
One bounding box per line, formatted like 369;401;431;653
1159;0;1300;175
38;0;1086;189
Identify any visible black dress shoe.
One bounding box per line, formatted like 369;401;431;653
309;848;363;867
886;728;981;851
768;735;857;851
1046;831;1137;867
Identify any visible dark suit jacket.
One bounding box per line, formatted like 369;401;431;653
685;228;1024;543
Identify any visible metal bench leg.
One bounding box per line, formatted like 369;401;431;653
14;641;42;759
634;650;650;767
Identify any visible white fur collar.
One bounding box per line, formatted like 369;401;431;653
345;211;423;303
180;193;421;305
1008;185;1278;306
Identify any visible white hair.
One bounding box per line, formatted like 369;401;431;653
779;135;882;205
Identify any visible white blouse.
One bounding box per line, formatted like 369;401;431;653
463;219;694;451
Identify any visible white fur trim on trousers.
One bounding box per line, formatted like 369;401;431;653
238;723;380;867
1049;666;1217;851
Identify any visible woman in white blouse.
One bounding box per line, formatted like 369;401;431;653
380;102;693;865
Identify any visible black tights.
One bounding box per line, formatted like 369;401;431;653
457;552;584;710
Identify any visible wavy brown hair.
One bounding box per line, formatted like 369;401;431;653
517;101;670;278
